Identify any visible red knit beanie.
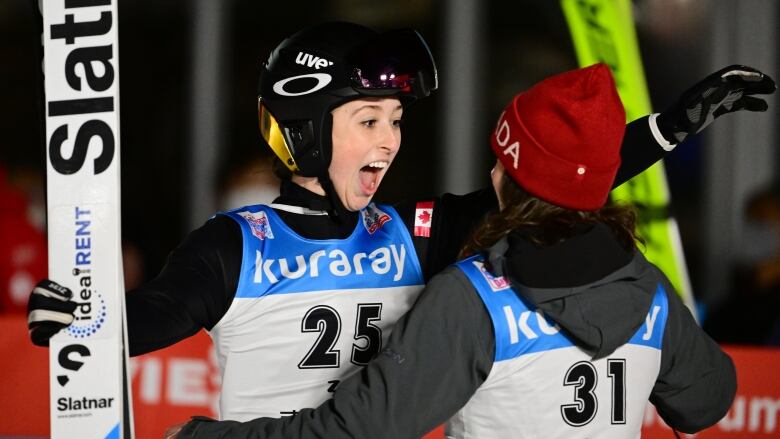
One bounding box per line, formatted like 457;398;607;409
490;63;626;211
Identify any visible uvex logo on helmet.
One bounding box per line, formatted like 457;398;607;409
295;51;334;70
270;51;336;97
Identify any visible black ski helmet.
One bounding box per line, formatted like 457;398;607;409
258;22;438;177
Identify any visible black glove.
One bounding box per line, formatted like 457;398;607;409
27;280;77;347
657;65;776;144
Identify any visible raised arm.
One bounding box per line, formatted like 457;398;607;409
621;65;775;185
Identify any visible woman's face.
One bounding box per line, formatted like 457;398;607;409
491;160;507;211
329;97;403;211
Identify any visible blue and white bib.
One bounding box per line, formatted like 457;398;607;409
447;254;669;439
209;203;424;421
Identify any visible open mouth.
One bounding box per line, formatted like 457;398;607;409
359;161;389;194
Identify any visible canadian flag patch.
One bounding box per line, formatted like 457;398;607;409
414;201;434;237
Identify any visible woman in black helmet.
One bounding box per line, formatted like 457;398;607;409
27;21;773;426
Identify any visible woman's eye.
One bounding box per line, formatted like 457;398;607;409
362;120;376;127
393;119;403;128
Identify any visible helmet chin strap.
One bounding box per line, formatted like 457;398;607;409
313;110;351;222
317;173;349;222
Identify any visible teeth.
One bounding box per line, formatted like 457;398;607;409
366;161;388;169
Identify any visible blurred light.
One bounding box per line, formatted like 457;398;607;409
634;0;711;43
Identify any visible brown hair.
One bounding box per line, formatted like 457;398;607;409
459;173;643;258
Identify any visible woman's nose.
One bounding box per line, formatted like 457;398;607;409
377;122;400;153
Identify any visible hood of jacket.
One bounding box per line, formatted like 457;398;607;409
488;222;658;359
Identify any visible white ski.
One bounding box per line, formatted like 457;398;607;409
41;1;133;438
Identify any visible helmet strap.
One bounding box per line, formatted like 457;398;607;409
317;173;348;223
315;111;348;222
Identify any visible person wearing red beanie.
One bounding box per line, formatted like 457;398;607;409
490;63;625;211
176;63;757;438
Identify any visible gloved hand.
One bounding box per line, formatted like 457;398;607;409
657;65;776;144
27;280;77;346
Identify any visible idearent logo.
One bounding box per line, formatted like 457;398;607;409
362;204;391;234
295;51;334;70
65;290;107;339
239;211;275;240
68;207;107;338
472;260;511;291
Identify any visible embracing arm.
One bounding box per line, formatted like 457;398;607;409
179;267;496;439
27;215;242;354
649;275;736;433
126;215;241;356
396;188;497;281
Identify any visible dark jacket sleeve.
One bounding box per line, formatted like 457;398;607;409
126;215;241;356
649;273;737;433
614;115;666;186
179;267;496;439
395;188;498;281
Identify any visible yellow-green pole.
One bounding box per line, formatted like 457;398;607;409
561;0;696;314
